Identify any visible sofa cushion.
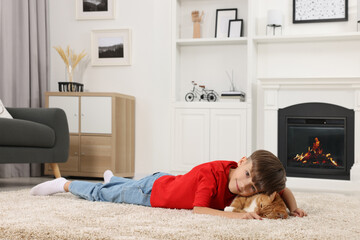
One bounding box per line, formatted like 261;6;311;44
0;118;55;147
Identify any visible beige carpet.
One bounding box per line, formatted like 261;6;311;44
0;189;359;240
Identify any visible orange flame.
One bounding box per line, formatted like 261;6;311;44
293;138;338;167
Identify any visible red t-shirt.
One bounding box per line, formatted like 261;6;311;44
150;161;238;210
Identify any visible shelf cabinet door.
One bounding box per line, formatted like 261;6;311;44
80;136;112;173
81;96;112;134
210;109;247;161
174;108;210;172
48;96;79;133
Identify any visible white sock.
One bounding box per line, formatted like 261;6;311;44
30;177;67;196
104;170;114;184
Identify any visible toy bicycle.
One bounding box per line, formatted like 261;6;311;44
185;81;218;102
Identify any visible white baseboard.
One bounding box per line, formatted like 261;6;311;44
286;177;360;196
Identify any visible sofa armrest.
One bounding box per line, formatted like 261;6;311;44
7;108;70;163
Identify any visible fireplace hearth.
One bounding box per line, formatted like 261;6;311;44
278;103;354;180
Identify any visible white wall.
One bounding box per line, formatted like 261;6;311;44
49;0;172;177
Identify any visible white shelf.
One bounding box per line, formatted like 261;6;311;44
176;37;248;46
253;32;360;44
173;101;248;109
258;76;360;89
258;76;360;82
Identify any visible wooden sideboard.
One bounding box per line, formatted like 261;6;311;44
44;92;135;178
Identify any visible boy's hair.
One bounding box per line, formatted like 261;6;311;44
248;150;286;195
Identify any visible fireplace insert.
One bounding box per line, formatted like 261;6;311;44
278;103;354;180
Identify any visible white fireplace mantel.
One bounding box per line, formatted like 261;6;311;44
258;77;360;193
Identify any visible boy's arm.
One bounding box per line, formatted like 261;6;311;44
193;206;262;220
281;187;307;217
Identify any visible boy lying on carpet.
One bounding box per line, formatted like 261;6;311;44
31;150;306;219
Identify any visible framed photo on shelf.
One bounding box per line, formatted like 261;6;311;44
91;29;132;66
293;0;348;23
76;0;115;20
228;19;243;38
215;8;237;38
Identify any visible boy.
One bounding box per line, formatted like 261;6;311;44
31;150;306;219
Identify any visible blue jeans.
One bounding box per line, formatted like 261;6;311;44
69;172;170;206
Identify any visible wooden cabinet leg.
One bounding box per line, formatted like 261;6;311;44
49;163;61;178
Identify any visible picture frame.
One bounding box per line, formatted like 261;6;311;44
215;8;237;38
293;0;348;23
91;29;132;66
228;19;243;38
76;0;115;20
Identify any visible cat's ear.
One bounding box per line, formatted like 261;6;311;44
269;192;277;202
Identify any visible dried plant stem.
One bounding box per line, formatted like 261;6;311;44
53;45;87;83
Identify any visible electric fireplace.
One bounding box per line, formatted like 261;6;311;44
278;103;354;180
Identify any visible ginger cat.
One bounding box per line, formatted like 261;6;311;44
224;192;288;219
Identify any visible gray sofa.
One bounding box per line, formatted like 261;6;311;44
0;108;69;178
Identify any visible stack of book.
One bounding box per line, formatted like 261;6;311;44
220;91;246;102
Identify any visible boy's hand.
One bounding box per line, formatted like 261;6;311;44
290;208;307;217
218;211;263;220
193;206;262;220
237;212;263;220
281;188;307;218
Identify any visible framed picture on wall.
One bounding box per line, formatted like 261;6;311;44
91;29;132;66
76;0;115;20
293;0;348;23
215;8;237;38
228;19;243;38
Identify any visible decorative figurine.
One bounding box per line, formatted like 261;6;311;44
185;81;218;102
220;70;246;102
191;11;204;38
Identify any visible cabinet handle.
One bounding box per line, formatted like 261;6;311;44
81;152;85;156
74;114;77;117
74;152;78;155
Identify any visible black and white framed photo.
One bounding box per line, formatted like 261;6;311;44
91;29;132;66
293;0;348;23
76;0;115;20
228;19;243;38
215;8;237;38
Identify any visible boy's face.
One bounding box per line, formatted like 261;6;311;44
228;157;259;197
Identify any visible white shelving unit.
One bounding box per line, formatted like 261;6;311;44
171;0;253;172
171;0;252;103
